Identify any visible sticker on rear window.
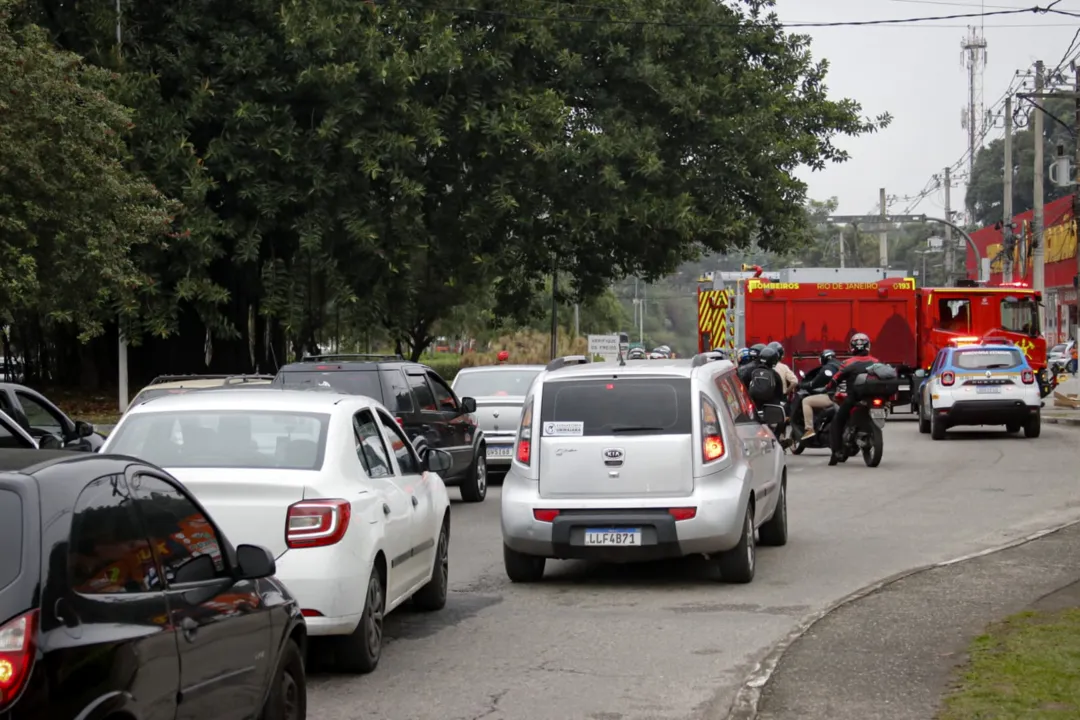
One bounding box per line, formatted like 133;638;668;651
542;421;584;436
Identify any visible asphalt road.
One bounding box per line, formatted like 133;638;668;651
307;417;1080;720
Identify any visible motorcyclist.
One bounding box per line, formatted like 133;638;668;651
798;349;841;440
753;346;788;440
825;333;880;464
767;341;798;395
710;346;732;360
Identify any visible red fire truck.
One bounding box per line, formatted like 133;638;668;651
698;276;1052;409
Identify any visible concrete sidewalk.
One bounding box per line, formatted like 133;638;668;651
1046;376;1080;426
751;521;1080;720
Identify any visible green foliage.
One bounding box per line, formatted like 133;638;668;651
966;98;1074;228
419;354;464;382
0;0;174;341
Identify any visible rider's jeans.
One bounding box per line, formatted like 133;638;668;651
801;393;833;432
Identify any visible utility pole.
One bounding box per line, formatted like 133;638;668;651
1003;94;1014;283
574;303;580;337
943;168;953;284
640;284;646;344
838;229;845;268
1033;60;1046;300
878;188;888;267
550;259;558;360
962;26;988;225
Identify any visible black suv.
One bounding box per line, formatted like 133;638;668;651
272;355;488;502
0;450;307;720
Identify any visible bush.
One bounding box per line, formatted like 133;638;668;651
423;355;465;382
460;329;588;367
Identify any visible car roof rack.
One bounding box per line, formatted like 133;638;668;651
690;351;728;368
545;355;591;372
222;374;275;384
148;374;232;385
298;354;404;363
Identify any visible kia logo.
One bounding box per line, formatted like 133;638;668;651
603;448;625;461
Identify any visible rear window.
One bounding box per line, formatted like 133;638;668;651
0;489;22;588
953;349;1024;370
106;410;331;470
277;370;384;401
453;369;540;397
539;378;692;436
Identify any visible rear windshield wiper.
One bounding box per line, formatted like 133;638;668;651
983;363;1014;369
610;425;666;433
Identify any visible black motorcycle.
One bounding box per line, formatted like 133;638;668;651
823;372;901;468
788;389;836;455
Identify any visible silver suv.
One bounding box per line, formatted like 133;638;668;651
500;353;788;585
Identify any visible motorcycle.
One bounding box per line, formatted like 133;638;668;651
788;388;836;455
823;373;900;468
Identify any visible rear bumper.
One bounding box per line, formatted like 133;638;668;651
273;546;370;636
500;470;749;561
936;399;1040;426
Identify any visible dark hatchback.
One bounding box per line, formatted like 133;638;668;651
272;354;489;502
0;451;307;720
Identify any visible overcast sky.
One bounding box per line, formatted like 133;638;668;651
771;0;1079;221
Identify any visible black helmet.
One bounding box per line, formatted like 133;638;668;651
767;341;785;362
758;346;780;368
820;349;837;365
737;348;754;365
850;333;871;356
710;347;731;360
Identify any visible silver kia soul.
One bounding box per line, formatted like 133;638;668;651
500;353;789;585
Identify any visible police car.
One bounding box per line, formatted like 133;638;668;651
916;340;1041;440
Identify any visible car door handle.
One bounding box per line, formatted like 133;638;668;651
180;617;198;642
382;503;391;515
411;496;419;507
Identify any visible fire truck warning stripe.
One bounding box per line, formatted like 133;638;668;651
698;290;732;350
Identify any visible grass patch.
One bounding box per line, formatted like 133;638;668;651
37;386;121;425
939;607;1080;719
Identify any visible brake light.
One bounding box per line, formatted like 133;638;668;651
286;499;352;548
669;507;697;521
0;609;38;710
395;416;404;426
516;399;533;465
533;509;559;522
301;609;324;617
941;371;955;386
1022;370;1035;384
703;435;724;462
871;398;884;407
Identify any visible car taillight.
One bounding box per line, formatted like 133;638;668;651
941;371;955;386
395;416;404;426
533;509;559;522
0;609;38;710
668;507;697;521
516;399;533;465
286;499;352;549
1021;370;1035;384
871;398;884;407
703;434;724;462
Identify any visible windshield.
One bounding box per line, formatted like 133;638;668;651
107;410;330;470
1050;344;1066;355
1000;298;1038;335
539;378;691;436
277;370;384;400
954;349;1024;370
453;369;540;397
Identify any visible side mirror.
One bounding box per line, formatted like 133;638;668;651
38;434;62;450
74;420;95;438
914;369;926;379
759;404;786;426
234;544;276;580
460;396;477;414
424;448;453;474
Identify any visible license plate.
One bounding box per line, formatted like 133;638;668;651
487;446;513;459
584;528;642;546
870;408;887;420
976;386;1001;394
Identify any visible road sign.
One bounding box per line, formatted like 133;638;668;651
587;334;620;360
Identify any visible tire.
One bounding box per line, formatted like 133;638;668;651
504;544;545;582
459;450;487;503
413;520;449;612
1005;422;1021;434
930;400;947;440
791;442;805;455
758;481;788;547
335;568;385;674
862;424;884;468
918;397;930;434
717;503;756;584
260;639;306;720
1024;412;1041;438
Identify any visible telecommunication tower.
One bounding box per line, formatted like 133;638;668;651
960;25;988;225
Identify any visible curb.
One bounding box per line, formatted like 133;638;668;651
1044;416;1080;426
723;517;1080;720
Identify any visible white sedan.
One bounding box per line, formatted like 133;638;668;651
101;388;452;674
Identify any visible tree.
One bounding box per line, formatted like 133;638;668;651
966;97;1074;228
0;0;174;382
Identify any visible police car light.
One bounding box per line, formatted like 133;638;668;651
948;336;981;347
941;371;956;386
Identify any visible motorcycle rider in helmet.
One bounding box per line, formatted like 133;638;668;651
710;346;732;360
750;346;788;439
824;333;880;464
798;349;841;440
767;341;798;395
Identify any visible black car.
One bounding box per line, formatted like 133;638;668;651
0;451;307;720
0;383;103;451
272;354;488;502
